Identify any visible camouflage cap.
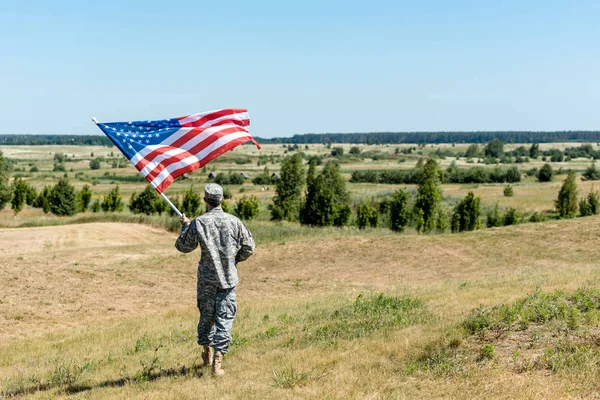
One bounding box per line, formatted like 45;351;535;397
204;183;224;206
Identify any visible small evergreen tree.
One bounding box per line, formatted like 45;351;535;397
390;189;410;232
91;199;101;213
582;163;600;181
234;195;260;220
49;178;78;216
129;185;166;215
503;208;520;226
451;191;481;233
26;185;37;206
11;177;30;215
77;184;93;212
538;164;553;182
555;171;578;218
486;202;502;227
529;143;540;159
357;202;378;229
414;159;443;233
89;158;101;170
34;185;52;213
579;190;599;217
503;185;514;197
101;185;124;212
270;153;305;221
181;186;202;217
0;152;10;210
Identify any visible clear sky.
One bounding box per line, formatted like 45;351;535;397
1;0;599;137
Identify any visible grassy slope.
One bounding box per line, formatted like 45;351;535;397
2;216;600;399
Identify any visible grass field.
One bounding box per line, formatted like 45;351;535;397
1;143;600;399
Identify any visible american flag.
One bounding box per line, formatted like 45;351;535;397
95;109;259;193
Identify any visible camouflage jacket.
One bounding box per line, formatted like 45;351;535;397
175;208;255;288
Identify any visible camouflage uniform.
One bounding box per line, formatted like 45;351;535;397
175;184;254;354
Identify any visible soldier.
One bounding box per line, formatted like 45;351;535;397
175;183;255;375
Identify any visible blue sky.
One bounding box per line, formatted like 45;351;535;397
0;1;599;137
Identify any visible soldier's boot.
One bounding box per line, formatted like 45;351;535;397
202;345;213;367
212;351;225;376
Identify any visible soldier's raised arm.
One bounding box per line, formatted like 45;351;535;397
175;215;200;253
235;221;255;264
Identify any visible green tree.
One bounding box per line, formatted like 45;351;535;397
503;185;514;197
503;208;520;226
582;163;600;181
484;139;504;158
588;191;599;215
486;203;502;227
356;202;378;229
11;177;30;215
537;164;553;182
49;178;78;216
77;184;93;212
0;151;12;209
270;153;305;221
331;147;344;157
529;143;540;159
34;185;52;213
89;158;101;170
101;185;124;212
414;159;443;233
451;191;481;233
555;171;578;218
464;144;480;159
389;189;410;232
234;195;260;220
53;152;66;164
301;161;351;226
181;186;203;217
129;185;166;215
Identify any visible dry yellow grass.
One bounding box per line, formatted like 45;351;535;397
2;215;600;399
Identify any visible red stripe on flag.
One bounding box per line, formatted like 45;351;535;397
154;135;258;194
143;126;248;183
177;108;248;128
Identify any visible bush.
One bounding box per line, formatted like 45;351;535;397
101;185;124;212
77;184;93;212
555;171;578;218
451;191;481;233
356;203;378;229
271;154;305;221
129;185;166;215
390;189;410;232
49;178;78;216
181;186;202;217
301;161;351;227
503;208;520;226
234;195;260;220
214;172;244;185
415;159;442;233
579;191;599;217
529;143;540;159
349;146;361;155
331;147;344;157
53;163;66;172
91;199;101;212
538;164;553;182
33;186;52;213
582;163;600;181
484;139;504;158
30;166;39;173
503;185;514;197
89;158;101;170
223;187;233;199
529;212;547;223
10;177;31;215
53;153;66;164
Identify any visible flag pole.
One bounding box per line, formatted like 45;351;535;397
160;192;182;218
91;116;183;218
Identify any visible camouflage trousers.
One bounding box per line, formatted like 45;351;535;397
197;284;237;354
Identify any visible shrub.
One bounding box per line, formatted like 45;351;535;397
582;163;600;181
10;177;31;215
356;203;378;229
223;187;233;199
129;185;166;215
555;171;578;218
538;164;553;182
181;186;202;217
484;139;504;158
89;158;101;170
77;184;93;212
270;154;305;221
49;178;78;216
30;166;39;173
331;147;344;157
53;153;66;164
349;146;361;155
451;191;481;233
579;191;599;217
503;185;514;197
414;159;442;233
503;208;519;226
529;212;547;223
234;195;260;220
214;172;244;185
53;163;66;172
390;189;410;232
101;185;124;212
34;185;52;213
91;199;101;212
529;143;540;159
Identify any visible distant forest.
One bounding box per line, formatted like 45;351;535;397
1;131;600;146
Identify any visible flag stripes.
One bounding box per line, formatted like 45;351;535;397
95;108;259;193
